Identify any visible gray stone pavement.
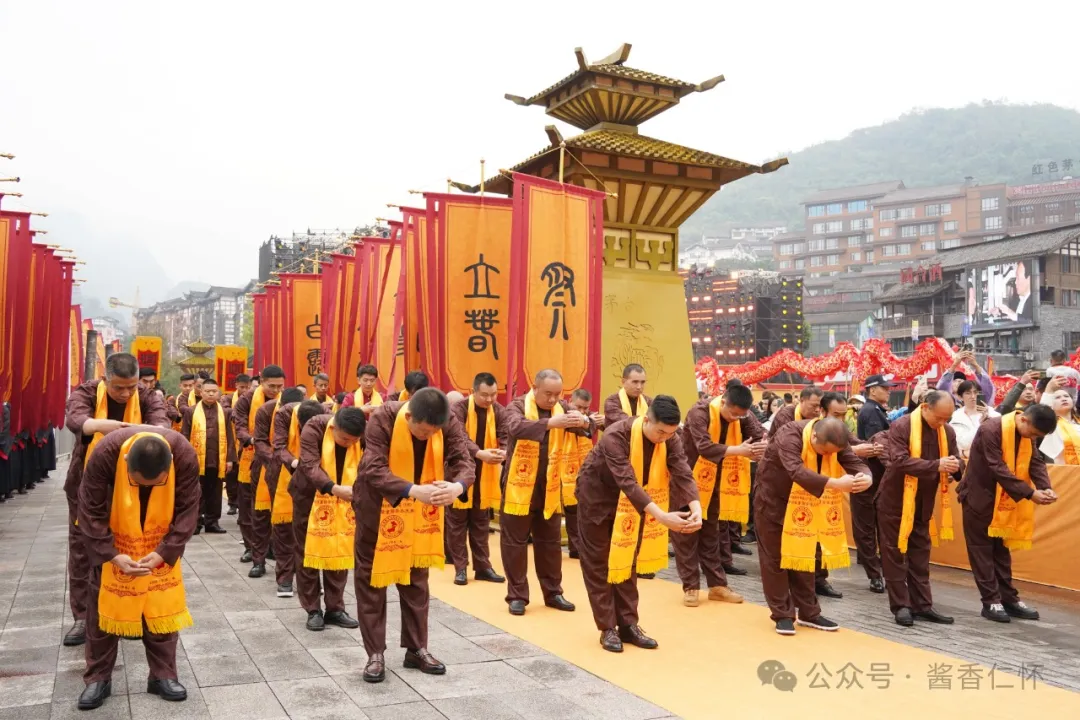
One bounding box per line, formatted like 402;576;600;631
0;464;677;720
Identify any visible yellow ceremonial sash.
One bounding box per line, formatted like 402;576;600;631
780;419;850;571
504;391;567;518
399;390;410;401
304;419;361;570
354;388;383;407
560;434;594;509
370;403;445;587
254;402;277;512
238;386;265;484
794;405;804;421
989;412;1036;550
1058;417;1080;465
272;406;300;525
453;396;502;510
191;402;227;478
898;406;953;553
84;381;142;468
619;388;648;418
96;433;193;638
607;416;670;583
691;397;751;522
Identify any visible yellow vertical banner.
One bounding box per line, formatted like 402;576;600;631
214;345;248;391
69;306;84;389
130;336;163;377
372;238;402;392
285;274;322;388
402;213;423;374
435;195;512;392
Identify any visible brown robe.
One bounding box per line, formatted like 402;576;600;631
291;414;351;614
244;400;278;565
957;416;1050;607
351;402;474;655
602;392;653;428
754;420;868;621
63;381;169;623
231;388;270;553
877;413;964;613
268;402;301;587
446;398;509;573
672;398;764;591
77;427;199;684
499;396;593;606
575;417;698;630
180;400;237;526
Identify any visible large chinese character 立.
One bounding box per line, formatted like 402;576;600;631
465;254;500;299
541;262;576;341
465;308;499;359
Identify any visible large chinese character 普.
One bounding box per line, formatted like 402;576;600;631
540;262;577;341
464;253;501;299
464;308;500;359
307;348;322;377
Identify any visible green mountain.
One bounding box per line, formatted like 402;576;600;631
684;102;1080;235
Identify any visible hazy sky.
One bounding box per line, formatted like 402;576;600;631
3;1;1079;299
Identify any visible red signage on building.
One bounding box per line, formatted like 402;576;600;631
1008;179;1080;198
900;263;943;284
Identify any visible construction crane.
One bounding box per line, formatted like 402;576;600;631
108;287;141;335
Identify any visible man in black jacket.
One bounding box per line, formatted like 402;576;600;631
854;374;893;594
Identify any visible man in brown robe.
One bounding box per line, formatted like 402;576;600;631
269;389;306;598
447;373;507;586
339;363;380;414
180;378;236;535
311;373;332;405
165;374;196;429
576;396;702;652
222;373;251;515
672;383;765;607
754;417;871;635
62;353;169;648
602;363;652;427
958;404;1057;622
564;388;602;561
255;387;305;586
877;390;964;626
76;428;199;709
501;369;592;616
139;367;157;391
352;389;475;683
232;365;285;564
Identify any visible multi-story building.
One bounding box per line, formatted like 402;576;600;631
135;284;251;363
802;264;907;354
1007;178;1080;231
258;225;388;282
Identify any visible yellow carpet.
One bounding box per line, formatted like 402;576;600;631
429;547;1080;719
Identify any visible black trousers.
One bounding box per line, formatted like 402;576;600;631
200;469;223;526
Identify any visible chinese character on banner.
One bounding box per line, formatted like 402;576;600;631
464;308;500;359
306;313;321;340
465;253;500;299
307;349;321;377
541;261;577;341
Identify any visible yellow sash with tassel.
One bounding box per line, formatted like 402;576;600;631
254;401;276;511
303;418;361;570
779;419;849;571
607;416;670;582
691;396;751;521
191;402;227;479
271;406;300;525
898;406;953;553
560;434;594;510
370;403;445;587
619;388;648;418
503;391;566;518
453;396;502;510
238;386;265;484
96;432;193;637
989;411;1036;550
1058;417;1080;465
84;381;142;468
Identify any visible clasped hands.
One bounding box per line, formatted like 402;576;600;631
110;551;164;577
410;481;465;506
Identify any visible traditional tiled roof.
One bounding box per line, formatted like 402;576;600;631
877;183;969;205
802;181;905;205
930;224;1080;270
804;309;877;325
524;64;696;105
875;280;953;303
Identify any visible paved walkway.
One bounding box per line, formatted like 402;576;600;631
2;461;1079;718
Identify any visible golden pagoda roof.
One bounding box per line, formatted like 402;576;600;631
522;62;697;106
183;339;213;355
178;355;215;368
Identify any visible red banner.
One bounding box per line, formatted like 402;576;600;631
1;210;32;430
252;292;268;371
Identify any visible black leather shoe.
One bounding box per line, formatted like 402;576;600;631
545;595;575;612
78;680;111;710
508;600;526;616
248;563;265;578
869;578;885;594
474;568;505;583
600;628;623;653
363;653;385;683
815;581;843;599
740;530;757;544
982;603;1011;623
204;524;227;534
63;619;86;647
1004;601;1040;620
894;607;914;626
147;678;187;701
639;573;656;579
567;550;580;559
324;610;360;629
914;608;954;624
731;543;753;556
227;505;238;516
723;564;748;577
193;525;202;536
404;648;446;675
306;610;325;631
240;549;253;563
618;624;658;649
454;570;468;586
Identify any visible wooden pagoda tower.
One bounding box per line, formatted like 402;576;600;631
472;44;787;406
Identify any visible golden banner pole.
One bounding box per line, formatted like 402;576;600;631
480;158;486;196
558;142;566;183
